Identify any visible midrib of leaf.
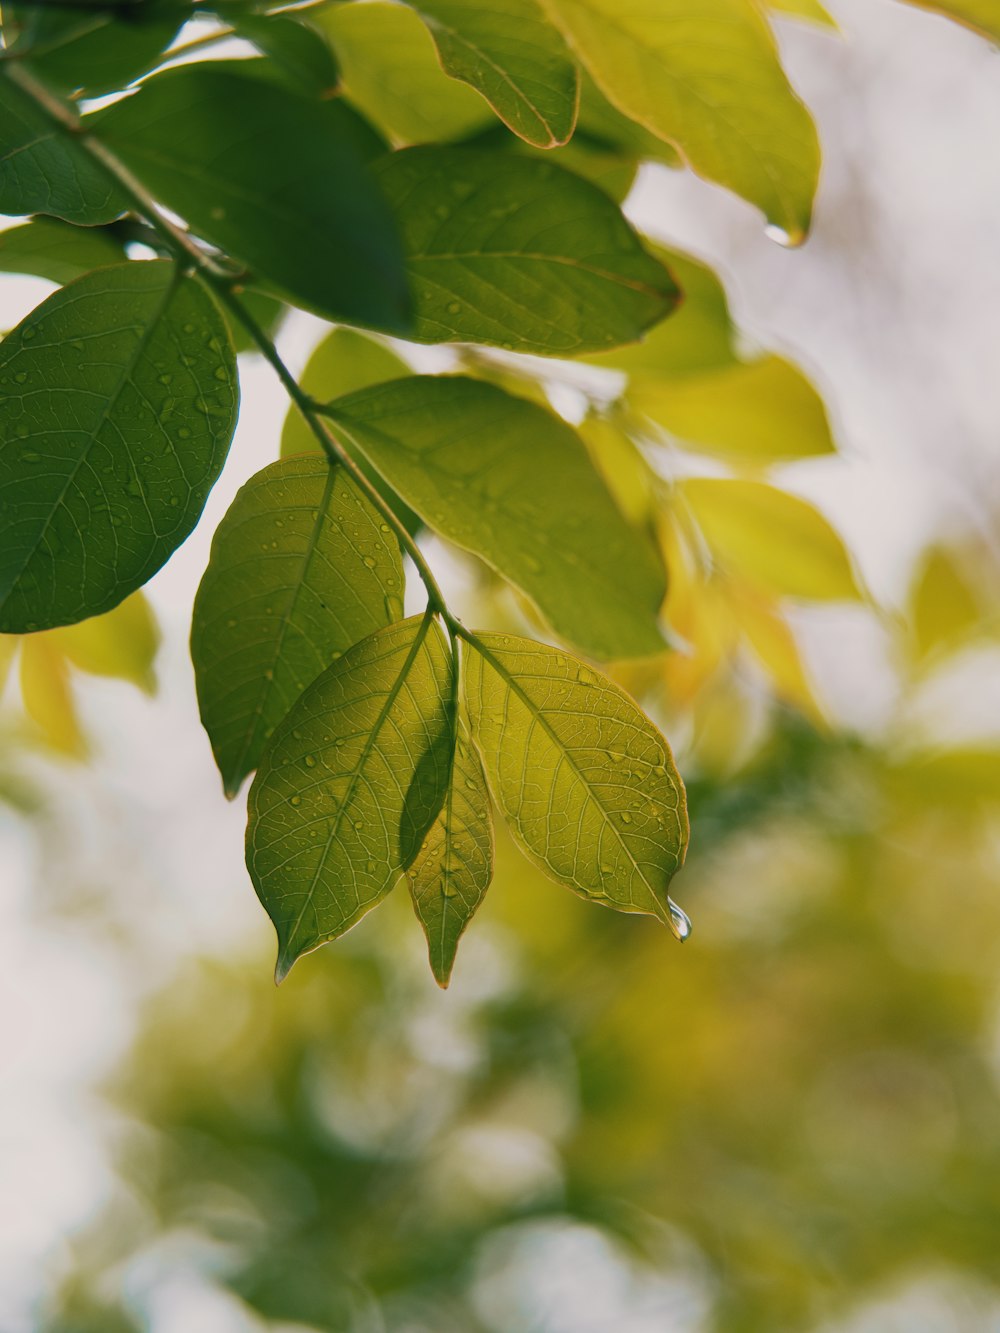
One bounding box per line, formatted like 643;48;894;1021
1;267;177;609
467;636;678;916
225;463;341;794
275;613;435;971
422;12;575;146
549;0;803;228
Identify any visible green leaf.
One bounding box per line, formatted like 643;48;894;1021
322;375;667;659
584;245;736;378
96;64;410;330
0;72;126;224
191;456;404;797
410;0;580;148
0;261;238;633
2;4;182;96
407;721;494;987
321;0;492;145
679;478;861;601
234;13;340;97
247;614;454;981
372;146;680;354
538;0;821;239
901;0;1000;40
628;354;835;462
0;218;124;285
463;631;689;932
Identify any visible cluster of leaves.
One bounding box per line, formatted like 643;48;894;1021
0;0;989;984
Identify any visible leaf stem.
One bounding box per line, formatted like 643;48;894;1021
1;61;464;639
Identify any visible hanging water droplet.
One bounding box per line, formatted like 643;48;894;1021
290;795;302;807
666;898;692;942
764;223;805;250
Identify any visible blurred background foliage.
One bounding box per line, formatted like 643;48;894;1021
3;0;1000;1330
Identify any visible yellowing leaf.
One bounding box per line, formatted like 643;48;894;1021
463;632;690;934
322;1;491;145
412;0;580;147
767;0;837;27
901;0;1000;41
729;582;823;722
908;546;981;665
680;478;861;601
407;722;495;987
0;635;17;693
629;355;834;463
247;615;454;981
577;414;658;532
539;0;820;237
19;636;86;756
46;591;159;694
662;571;737;705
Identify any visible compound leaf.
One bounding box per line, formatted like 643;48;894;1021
192;456;404;797
0;260;238;633
411;0;580;147
322;375;667;660
372;145;679;354
408;720;494;987
539;0;820;238
463;631;689;931
247;615;454;981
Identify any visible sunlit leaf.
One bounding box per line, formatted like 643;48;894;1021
0;72;126;224
908;546;981;664
321;0;491;145
322;375;667;659
767;0;837;27
463;631;689;930
97;64;410;330
538;0;820;237
0;218;124;285
48;591;159;694
577;413;659;532
729;580;823;721
680;479;861;601
0;261;238;633
372;145;679;354
0;634;17;693
19;634;85;756
411;0;580;147
407;721;495;987
576;71;682;168
192;457;404;797
234;13;340;97
247;615;454;981
629;355;834;462
901;0;1000;40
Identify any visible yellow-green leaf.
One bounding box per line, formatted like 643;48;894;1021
629;355;834;462
408;721;494;987
680;478;861;600
47;591;159;694
411;0;580;147
908;546;981;664
20;635;86;756
247;615;454;981
463;631;689;932
538;0;820;237
900;0;1000;41
191;457;404;797
767;0;837;27
322;375;667;660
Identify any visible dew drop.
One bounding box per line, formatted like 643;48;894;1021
304;754;317;768
666;898;692;942
14;372;27;384
764;223;805;250
447;301;461;315
290;795;302;806
620;811;632;824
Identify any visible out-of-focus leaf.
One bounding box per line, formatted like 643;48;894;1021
901;0;1000;41
577;413;658;532
321;0;491;145
47;591;159;694
2;4;181;96
539;0;820;238
226;288;286;357
247;615;454;981
585;246;737;378
97;65;410;330
680;478;861;601
729;580;823;721
411;0;579;147
0;635;16;693
662;564;736;704
191;457;404;797
908;546;981;664
0;261;238;633
19;635;85;756
0;219;124;285
323;375;667;660
407;721;494;987
767;0;837;27
0;73;126;224
463;631;689;932
372;146;680;354
234;13;340;96
888;747;1000;807
576;72;682;168
629;355;835;462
